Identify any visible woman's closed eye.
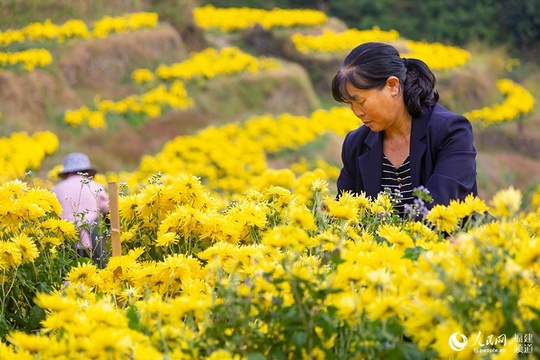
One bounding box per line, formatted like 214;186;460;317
348;100;365;107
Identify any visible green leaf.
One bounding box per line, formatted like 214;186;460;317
126;305;142;332
0;315;13;339
402;246;427;261
26;305;46;332
396;341;431;360
375;235;391;246
291;331;307;347
246;352;267;360
386;317;404;336
316;312;338;331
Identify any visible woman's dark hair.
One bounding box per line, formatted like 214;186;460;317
331;42;439;117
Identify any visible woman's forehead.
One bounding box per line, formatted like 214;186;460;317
344;82;370;99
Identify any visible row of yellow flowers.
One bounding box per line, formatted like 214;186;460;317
0;12;158;47
463;78;535;126
64;81;193;129
291;28;470;70
133;47;281;84
0;12;158;72
291;27;400;54
193;5;328;32
0;48;52;72
405;39;471;70
64;47;279;129
0;171;539;358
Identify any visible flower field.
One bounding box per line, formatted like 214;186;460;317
1;5;539;360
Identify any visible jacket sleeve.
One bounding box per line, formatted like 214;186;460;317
425;114;477;207
337;131;358;196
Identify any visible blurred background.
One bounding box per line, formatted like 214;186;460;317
1;0;539;202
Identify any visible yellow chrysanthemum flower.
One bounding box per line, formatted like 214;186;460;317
367;294;401;321
34;292;79;313
11;234;39;263
7;331;51;353
0;241;23;269
65;262;100;287
326;192;359;220
377;224;414;248
426;204;459;234
490;186;522;218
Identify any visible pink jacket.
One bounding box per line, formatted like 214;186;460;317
53;175;109;249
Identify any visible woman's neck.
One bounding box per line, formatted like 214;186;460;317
384;112;412;141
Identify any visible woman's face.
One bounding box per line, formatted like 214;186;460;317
344;77;403;132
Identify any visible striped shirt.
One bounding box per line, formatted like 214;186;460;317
381;155;414;216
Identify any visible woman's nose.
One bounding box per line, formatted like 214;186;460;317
350;104;365;118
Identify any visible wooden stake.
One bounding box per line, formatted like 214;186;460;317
108;181;122;257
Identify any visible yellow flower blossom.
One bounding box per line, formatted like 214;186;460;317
11;234;39;263
490;186;522;218
367;294;401;321
65;262;100;287
0;240;23;269
432;320;470;359
377;224;414;248
7;331;51;353
133;68;155;85
262;225;303;249
514;238;540;269
206;349;245;360
288;204;317;231
326;192;360;220
426;204;459;234
40;218;78;237
34;292;79;313
156;231;178;247
0;48;53;71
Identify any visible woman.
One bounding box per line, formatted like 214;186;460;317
332;42;477;214
53;152;109;267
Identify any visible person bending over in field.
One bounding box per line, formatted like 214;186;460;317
52;152;109;267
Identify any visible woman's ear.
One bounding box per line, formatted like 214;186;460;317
386;76;401;97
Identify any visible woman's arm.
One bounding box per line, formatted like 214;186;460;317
425;114;477;206
337;132;357;195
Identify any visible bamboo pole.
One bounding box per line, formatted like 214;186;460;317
108;181;122;257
